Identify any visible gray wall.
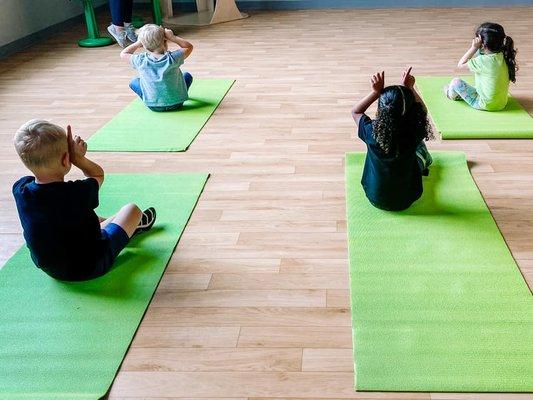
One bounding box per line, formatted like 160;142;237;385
0;0;107;48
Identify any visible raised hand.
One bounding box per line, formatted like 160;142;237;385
402;66;415;89
67;125;87;165
471;36;482;49
371;71;385;94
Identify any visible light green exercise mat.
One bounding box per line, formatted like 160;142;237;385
416;76;533;139
0;173;208;399
345;152;533;392
88;79;234;152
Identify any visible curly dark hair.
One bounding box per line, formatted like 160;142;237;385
372;85;433;156
476;22;517;83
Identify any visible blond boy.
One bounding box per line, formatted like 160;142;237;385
120;25;194;112
12;120;156;281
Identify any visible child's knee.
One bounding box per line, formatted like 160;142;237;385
183;72;193;88
129;78;140;90
450;77;463;88
122;203;142;218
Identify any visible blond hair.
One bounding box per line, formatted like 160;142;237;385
14;119;67;169
138;24;165;52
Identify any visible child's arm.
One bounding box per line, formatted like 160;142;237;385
401;66;427;111
120;41;143;61
457;37;482;68
164;29;193;59
351;71;384;127
67;126;104;187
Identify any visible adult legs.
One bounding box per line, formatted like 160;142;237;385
109;0;133;27
108;0;133;46
109;0;123;27
122;0;133;24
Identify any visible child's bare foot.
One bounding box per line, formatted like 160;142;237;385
133;207;156;236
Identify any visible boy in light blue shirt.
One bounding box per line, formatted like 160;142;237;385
120;24;194;112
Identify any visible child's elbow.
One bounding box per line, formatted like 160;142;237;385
351;110;364;124
120;51;130;60
183;46;193;58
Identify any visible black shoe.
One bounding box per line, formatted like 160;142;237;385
133;207;156;236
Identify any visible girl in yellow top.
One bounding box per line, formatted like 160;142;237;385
445;23;517;111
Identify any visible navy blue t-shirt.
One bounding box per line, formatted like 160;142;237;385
12;176;106;280
358;114;422;211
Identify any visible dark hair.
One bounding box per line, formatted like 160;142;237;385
372;85;433;156
476;22;517;83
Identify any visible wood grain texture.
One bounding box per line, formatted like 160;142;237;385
1;6;532;400
121;348;302;372
302;348;354;372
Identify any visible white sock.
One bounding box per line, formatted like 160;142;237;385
124;22;132;29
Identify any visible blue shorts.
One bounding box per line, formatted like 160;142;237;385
86;223;129;280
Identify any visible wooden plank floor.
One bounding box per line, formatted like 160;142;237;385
1;7;533;400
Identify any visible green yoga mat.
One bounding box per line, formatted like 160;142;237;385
416;76;533;139
0;173;208;399
88;79;234;152
345;152;533;392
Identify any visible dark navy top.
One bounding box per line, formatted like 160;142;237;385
12;176;106;280
358;114;422;211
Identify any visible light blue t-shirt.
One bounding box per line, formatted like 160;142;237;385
130;50;188;107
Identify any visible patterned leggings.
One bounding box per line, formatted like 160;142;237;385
446;77;483;110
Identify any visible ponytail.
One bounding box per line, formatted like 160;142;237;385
476;23;518;83
503;35;517;83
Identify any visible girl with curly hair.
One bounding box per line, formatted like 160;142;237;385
351;67;434;211
446;22;517;111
